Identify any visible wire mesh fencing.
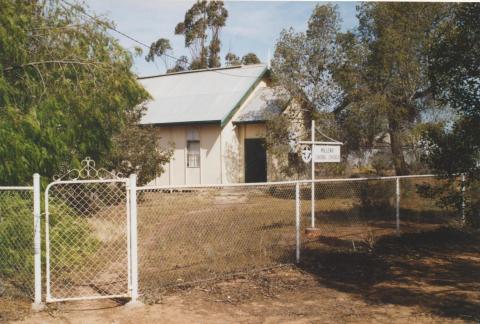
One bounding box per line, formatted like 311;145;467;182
135;175;467;299
46;180;129;301
136;183;298;298
301;176;464;254
300;178;397;253
0;188;34;300
398;176;462;231
1;172;470;304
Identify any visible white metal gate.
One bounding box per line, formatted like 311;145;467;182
44;159;131;302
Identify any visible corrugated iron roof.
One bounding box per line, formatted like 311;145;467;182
233;87;282;124
138;64;267;126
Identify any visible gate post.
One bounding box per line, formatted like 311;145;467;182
32;173;44;310
127;174;142;307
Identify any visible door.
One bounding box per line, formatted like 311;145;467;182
244;138;267;183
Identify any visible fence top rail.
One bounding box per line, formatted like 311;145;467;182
47;178;128;185
0;186;34;190
45;178;129;194
137;174;437;191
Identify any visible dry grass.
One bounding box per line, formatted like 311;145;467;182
134;179;458;299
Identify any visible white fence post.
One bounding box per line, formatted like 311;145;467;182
32;173;44;310
127;174;141;306
395;177;400;236
295;182;300;264
311;120;315;228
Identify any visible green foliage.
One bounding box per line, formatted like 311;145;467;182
265;111;307;179
425;3;480;181
148;1;261;72
145;38;172;62
174;0;227;69
420;4;480;226
167;55;189;74
0;193;33;295
272;4;342;113
268;4;343;178
0;0;153;185
225;52;241;66
428;3;480;119
47;199;100;270
108;124;173;186
371;152;393;176
337;3;449;175
0;193;98;296
358;180;395;212
241;53;261;65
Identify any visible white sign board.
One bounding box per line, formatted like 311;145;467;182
312;145;341;163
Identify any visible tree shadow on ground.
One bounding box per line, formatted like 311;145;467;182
299;227;480;322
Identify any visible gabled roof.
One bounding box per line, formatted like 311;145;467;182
233;87;281;124
138;64;268;126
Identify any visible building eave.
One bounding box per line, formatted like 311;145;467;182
140;120;221;127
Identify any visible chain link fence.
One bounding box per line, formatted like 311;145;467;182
46;180;129;301
399;177;461;230
301;178;397;253
0;187;34;300
301;176;463;254
1;174;471;304
137;183;298;297
137;175;466;299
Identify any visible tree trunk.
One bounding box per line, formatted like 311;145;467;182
388;119;409;175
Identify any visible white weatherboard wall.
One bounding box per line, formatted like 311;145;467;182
220;81;268;184
149;80;270;185
150;125;222;186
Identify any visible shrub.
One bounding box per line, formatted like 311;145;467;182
0;193;34;296
371;152;393;176
0;193;99;298
358;180;395;214
416;178;480;227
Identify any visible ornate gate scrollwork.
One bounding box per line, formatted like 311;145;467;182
54;157;122;181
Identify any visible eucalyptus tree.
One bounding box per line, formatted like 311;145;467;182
0;0;170;185
225;52;241;66
147;1;263;71
167;55;189;73
225;52;261;67
331;3;449;175
269;4;343;177
272;4;343;117
241;53;261;65
174;0;228;69
146;38;172;70
424;3;480;180
349;2;448;175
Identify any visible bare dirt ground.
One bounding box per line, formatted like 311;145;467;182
5;227;480;324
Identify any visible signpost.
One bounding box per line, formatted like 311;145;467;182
299;120;342;230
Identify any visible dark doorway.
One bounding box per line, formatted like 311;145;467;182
244;138;267;183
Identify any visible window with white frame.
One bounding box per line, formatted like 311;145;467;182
186;128;200;168
187;141;200;168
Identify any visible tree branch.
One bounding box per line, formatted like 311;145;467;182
3;60;106;72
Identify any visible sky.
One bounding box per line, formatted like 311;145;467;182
83;1;358;77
